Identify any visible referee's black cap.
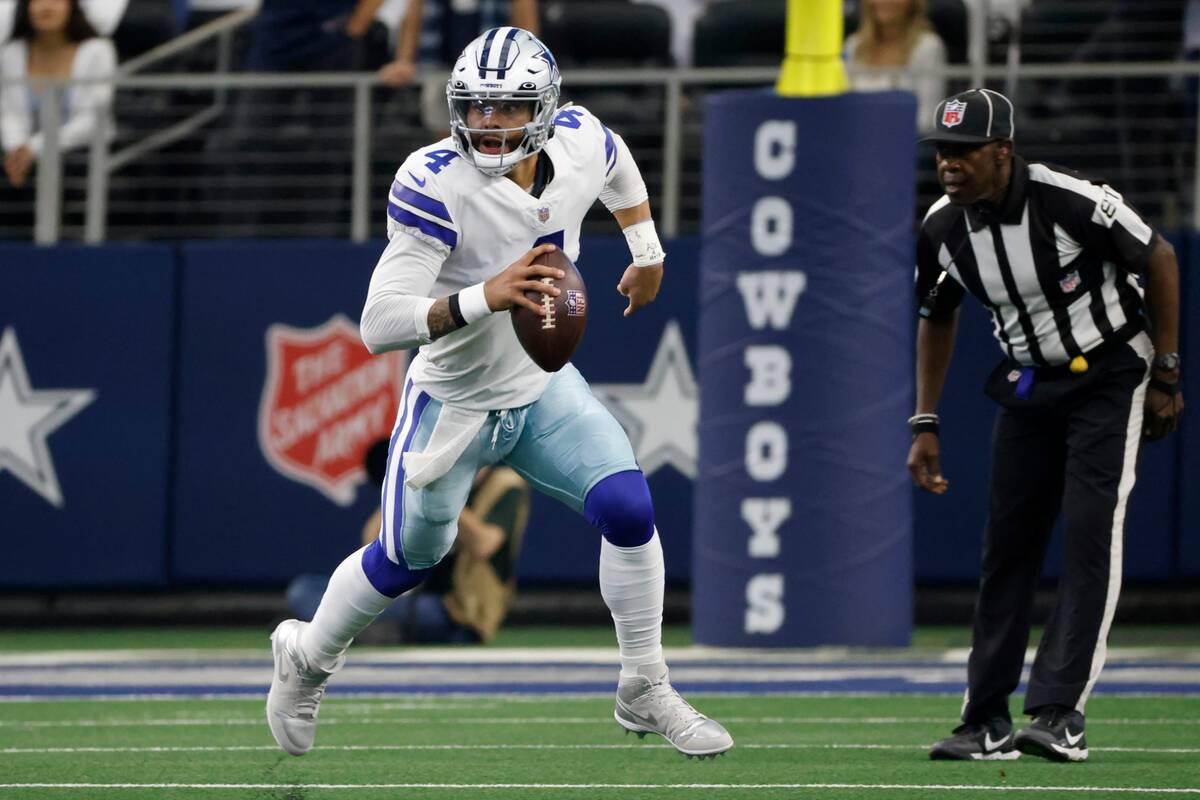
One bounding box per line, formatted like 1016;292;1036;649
922;88;1015;144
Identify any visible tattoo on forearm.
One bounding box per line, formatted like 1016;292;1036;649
427;297;463;341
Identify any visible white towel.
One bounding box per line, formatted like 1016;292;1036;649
402;405;488;489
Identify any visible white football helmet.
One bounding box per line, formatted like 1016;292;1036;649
447;27;562;177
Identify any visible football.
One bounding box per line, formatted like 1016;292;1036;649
510;248;588;372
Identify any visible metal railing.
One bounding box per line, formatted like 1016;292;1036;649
4;60;1199;244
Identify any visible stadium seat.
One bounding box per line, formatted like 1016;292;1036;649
692;0;784;69
540;0;672;68
927;0;967;65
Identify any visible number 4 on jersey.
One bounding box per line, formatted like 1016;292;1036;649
423;149;459;175
554;109;586;129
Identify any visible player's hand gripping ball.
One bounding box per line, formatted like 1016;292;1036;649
511;248;587;372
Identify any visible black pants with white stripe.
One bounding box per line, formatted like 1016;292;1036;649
963;334;1151;723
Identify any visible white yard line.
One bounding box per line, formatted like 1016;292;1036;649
2;743;1198;755
1;646;1196;667
2;715;1198;728
1;783;1198;793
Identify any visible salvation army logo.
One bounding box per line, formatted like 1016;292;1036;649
258;315;405;505
941;99;966;128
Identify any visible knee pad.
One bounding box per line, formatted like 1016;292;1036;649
584;469;655;547
360;538;431;598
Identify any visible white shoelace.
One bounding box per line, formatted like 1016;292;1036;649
642;682;708;739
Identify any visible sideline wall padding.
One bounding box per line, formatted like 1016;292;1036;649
0;244;175;587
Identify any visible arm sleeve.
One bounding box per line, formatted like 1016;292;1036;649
359;227;445;354
915;226;964;320
598;127;649;213
28;38;116;156
384;165;461;256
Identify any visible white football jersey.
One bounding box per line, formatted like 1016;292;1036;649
382;104;640;411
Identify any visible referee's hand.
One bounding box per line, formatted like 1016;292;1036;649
1143;384;1184;441
907;433;949;495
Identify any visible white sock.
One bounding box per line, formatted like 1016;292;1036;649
599;529;665;679
298;545;395;673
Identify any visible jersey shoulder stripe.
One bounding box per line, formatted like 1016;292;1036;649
602;125;617;175
387;203;458;249
1027;162;1104;204
390;180;453;223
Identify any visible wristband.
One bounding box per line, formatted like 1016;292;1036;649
457;282;492;324
907;412;940;437
1149;377;1180;397
446;293;467;328
622;219;665;268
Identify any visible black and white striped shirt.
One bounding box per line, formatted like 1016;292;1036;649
916;155;1156;367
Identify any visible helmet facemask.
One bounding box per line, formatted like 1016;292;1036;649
447;86;560;177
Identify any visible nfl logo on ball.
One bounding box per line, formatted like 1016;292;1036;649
566;289;586;317
942;99;966;128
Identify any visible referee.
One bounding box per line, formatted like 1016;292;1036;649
908;89;1184;762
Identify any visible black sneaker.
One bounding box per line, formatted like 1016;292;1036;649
929;717;1020;761
1015;706;1088;762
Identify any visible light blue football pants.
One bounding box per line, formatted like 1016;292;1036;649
379;364;639;569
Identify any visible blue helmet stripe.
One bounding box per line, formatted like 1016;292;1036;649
477;27;500;79
495;27;519;79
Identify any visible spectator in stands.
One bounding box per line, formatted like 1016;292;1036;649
287;440;532;644
845;0;946;133
246;0;392;73
633;0;705;67
1;0;116;188
378;0;538;87
2;1;176;58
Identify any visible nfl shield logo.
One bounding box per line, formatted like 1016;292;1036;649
258;315;406;505
942;99;966;128
537;205;551;223
1059;271;1081;293
566;289;586;317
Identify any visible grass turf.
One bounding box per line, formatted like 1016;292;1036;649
0;695;1197;799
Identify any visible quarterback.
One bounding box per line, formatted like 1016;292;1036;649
266;27;733;759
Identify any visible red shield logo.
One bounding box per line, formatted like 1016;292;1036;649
258;315;406;505
941;99;966;128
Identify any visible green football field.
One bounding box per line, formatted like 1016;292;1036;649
0;626;1197;799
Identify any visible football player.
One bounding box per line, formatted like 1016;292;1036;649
267;27;732;760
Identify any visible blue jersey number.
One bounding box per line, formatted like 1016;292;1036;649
423;149;459;174
553;109;586;130
534;230;565;249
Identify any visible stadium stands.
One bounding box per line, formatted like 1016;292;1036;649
0;0;1194;240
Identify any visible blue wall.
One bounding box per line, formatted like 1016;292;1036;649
0;236;1193;588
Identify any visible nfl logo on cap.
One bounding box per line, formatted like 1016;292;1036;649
941;99;966;128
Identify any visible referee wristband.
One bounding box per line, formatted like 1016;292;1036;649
907;413;940;437
1149;377;1180;397
450;282;492;327
622;219;666;268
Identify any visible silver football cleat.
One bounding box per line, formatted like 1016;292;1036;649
614;662;733;758
266;619;342;756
